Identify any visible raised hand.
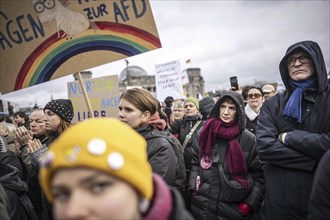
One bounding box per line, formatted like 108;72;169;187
27;139;43;153
15;126;33;146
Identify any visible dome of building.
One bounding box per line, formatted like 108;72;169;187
119;65;148;83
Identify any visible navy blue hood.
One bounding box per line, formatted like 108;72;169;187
279;40;328;93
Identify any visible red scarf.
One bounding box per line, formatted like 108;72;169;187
146;112;166;131
145;174;172;220
199;118;248;188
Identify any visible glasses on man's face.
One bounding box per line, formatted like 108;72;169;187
287;54;311;66
247;93;262;99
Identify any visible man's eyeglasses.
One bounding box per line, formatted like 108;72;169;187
287;54;311;66
248;93;262;99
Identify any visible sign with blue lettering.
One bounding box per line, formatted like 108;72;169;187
67;74;120;123
0;0;161;94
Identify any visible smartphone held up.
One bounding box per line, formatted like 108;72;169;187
230;76;239;91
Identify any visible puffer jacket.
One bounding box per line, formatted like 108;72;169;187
136;125;177;186
189;91;264;220
256;40;330;220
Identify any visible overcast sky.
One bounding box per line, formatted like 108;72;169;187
2;0;330;108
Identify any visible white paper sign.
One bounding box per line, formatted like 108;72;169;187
155;60;184;102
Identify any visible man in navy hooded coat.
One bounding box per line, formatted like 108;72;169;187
256;40;330;220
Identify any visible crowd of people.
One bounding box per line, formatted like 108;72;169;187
0;40;329;220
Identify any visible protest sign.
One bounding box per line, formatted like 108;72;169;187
0;0;161;94
67;75;119;123
155;60;184;102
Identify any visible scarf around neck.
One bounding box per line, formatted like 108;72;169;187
199;118;248;187
146;112;166;131
283;78;317;123
245;104;259;121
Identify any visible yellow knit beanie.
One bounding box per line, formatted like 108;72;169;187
39;118;153;202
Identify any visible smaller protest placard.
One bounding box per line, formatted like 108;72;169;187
155;60;184;102
67;75;119;123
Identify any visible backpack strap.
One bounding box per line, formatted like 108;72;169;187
181;120;202;150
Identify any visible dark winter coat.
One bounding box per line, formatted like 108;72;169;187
308;149;330;220
190;92;264;220
0;163;37;220
143;127;186;189
0;183;10;220
0;151;23;179
245;117;257;135
170;114;204;173
136;125;177;187
256;41;330;220
25;134;55;220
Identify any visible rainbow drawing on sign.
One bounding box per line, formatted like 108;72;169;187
14;22;161;90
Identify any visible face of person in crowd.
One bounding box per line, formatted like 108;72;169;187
29;110;46;136
184;102;198;116
52;168;141;220
263;91;275;100
118;99;149;129
44;109;61;132
219;100;237;123
172;105;184;121
287;52;314;81
247;88;263;110
14;115;25;126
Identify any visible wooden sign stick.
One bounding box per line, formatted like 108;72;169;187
74;72;94;118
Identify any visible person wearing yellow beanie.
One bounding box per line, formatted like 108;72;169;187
39;118;193;220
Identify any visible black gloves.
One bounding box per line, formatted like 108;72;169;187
164;96;174;109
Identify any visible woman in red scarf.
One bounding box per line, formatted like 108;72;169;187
189;91;264;220
118;88;184;189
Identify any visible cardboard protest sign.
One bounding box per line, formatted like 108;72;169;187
67;75;119;123
0;0;161;94
155;60;184;102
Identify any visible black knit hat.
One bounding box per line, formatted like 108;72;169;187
199;97;215;116
44;99;74;123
